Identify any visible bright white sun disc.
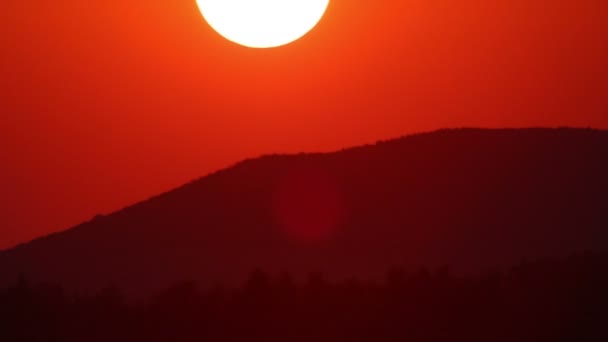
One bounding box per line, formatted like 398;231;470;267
196;0;330;48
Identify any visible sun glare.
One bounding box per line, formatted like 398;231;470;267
196;0;330;48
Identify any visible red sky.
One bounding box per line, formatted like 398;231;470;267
1;0;607;249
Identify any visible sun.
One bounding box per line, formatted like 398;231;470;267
196;0;330;48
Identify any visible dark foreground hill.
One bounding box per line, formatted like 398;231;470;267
0;128;607;296
2;253;608;341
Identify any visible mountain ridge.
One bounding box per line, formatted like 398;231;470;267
1;127;607;296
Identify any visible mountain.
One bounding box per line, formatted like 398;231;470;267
1;128;607;296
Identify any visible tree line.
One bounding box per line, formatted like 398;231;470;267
1;252;607;341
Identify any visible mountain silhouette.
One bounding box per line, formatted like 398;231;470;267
1;128;607;296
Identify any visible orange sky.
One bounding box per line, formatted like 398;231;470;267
1;0;607;249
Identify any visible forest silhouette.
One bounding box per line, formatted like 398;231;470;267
1;252;607;341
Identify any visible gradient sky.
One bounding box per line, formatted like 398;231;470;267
1;0;607;249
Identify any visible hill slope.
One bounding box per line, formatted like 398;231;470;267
1;128;607;295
